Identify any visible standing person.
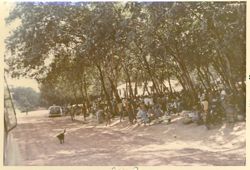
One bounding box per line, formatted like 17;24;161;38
96;104;104;124
160;95;167;113
81;104;87;121
196;102;204;125
104;105;111;126
117;100;124;122
201;94;210;129
130;96;138;118
224;93;237;123
235;84;245;119
125;98;135;125
69;104;75;121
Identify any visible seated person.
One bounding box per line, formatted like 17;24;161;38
147;106;156;120
96;107;104;124
153;104;164;117
136;103;150;124
148;105;162;120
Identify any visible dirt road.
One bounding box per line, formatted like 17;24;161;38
8;110;245;166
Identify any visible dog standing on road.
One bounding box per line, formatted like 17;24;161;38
57;128;66;144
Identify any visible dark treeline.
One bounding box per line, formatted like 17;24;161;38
5;2;246;114
11;87;41;112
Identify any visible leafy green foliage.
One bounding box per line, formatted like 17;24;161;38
5;2;246;106
11;87;40;111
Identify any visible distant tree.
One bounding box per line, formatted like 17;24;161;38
11;87;41;111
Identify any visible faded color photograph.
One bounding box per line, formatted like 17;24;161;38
2;1;246;166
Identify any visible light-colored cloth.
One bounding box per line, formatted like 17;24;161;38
96;110;104;123
221;90;226;96
201;101;209;112
144;98;154;106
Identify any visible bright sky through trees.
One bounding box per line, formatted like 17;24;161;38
1;1;39;92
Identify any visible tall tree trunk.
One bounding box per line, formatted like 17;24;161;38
205;66;220;91
176;74;187;93
201;66;215;91
196;67;208;90
136;45;161;95
134;73;138;97
108;76;121;103
78;81;87;120
167;75;173;94
142;55;161;95
122;64;134;98
82;74;90;112
96;64;114;116
71;83;78;104
212;60;232;91
143;79;151;96
127;73;134;98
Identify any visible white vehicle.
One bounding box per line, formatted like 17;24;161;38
48;105;63;117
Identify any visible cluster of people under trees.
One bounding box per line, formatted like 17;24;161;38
64;82;245;129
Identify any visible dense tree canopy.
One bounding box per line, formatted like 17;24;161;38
5;2;246;109
11;87;40;111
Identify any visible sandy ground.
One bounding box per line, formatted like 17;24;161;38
7;110;246;166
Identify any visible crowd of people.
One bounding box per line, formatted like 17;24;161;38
64;82;245;129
